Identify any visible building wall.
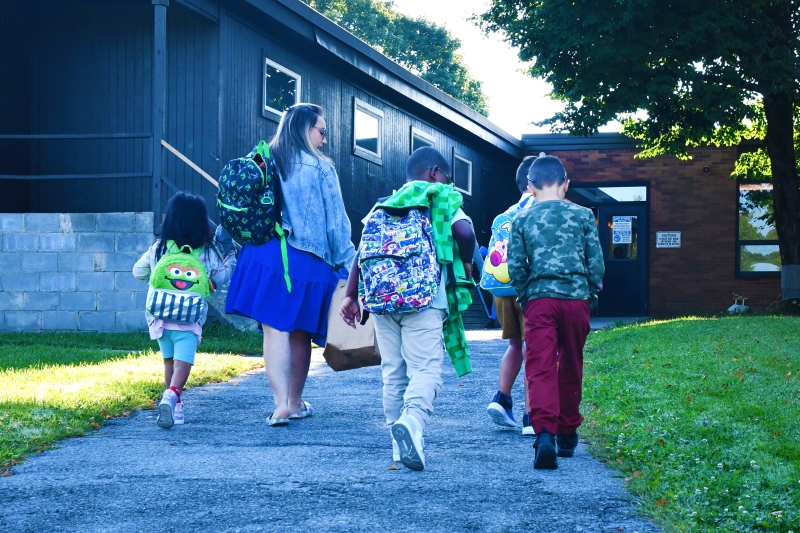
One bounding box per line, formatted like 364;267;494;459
219;11;518;242
538;147;781;316
0;213;153;331
0;3;32;211
30;2;154;213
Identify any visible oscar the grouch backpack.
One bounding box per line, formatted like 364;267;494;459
146;242;210;323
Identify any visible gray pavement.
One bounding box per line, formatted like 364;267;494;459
1;331;660;533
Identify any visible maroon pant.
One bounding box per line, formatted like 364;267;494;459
523;298;590;435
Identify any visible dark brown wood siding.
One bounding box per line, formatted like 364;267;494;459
29;1;153;213
162;3;221;220
218;11;518;244
0;3;33;211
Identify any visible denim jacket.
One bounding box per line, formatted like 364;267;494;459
279;151;356;272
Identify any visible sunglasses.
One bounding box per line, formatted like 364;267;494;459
311;126;327;139
428;165;452;184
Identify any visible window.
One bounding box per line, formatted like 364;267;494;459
263;58;301;119
737;181;781;276
353;98;383;164
452;152;472;195
410;127;434;153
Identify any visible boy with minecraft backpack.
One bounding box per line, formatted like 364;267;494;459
482;156;536;435
340;146;475;472
507;155;604;469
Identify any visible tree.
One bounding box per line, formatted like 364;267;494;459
478;0;800;269
303;0;489;116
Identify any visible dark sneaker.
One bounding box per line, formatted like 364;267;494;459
521;412;535;437
556;432;579;457
533;429;558;469
487;391;517;427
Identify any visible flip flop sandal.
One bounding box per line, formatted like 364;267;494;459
268;412;290;427
288;401;314;420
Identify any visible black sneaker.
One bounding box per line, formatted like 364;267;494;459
533;429;558;469
556;432;579;457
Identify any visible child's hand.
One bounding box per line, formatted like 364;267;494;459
209;279;216;293
340;296;361;329
463;262;473;281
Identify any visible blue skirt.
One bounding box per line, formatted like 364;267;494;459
225;239;337;346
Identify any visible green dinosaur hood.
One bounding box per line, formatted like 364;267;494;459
149;241;211;298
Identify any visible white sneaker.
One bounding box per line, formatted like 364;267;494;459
392;437;400;462
157;389;178;429
173;402;184;425
391;414;425;471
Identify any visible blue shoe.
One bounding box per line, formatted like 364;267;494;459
487;391;516;427
521;412;535;437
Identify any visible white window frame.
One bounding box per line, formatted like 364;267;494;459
452;151;473;196
353;97;384;165
410;127;435;153
263;57;301;119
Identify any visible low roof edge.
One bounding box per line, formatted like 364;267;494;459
521;133;639;152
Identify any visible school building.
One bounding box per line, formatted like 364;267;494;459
0;0;784;332
522;133;782;317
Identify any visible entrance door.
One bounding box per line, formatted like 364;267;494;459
596;204;648;316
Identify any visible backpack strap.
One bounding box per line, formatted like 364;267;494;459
274;223;292;293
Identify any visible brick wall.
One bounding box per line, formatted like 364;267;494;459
0;213;154;331
532;147;781;316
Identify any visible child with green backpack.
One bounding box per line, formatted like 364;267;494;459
133;192;236;429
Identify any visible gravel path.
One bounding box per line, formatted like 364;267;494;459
1;332;660;533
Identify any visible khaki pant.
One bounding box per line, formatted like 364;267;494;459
373;308;446;432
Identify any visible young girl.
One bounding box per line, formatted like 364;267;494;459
133;192;236;429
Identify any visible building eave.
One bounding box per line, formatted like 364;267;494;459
239;0;523;158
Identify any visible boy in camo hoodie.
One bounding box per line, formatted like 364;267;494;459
507;155;604;470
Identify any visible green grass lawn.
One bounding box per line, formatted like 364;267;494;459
583;316;800;533
0;323;263;472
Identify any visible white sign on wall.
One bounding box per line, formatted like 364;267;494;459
612;216;632;244
656;231;681;248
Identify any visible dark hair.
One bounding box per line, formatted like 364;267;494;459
269;103;329;181
515;156;536;193
406;146;450;181
528;155;567;189
156;192;213;261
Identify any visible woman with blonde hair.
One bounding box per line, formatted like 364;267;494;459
226;103;355;425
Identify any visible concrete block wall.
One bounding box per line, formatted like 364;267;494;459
0;213;155;331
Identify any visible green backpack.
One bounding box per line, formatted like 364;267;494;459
147;242;210;323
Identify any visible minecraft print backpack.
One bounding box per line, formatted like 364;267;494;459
147;242;210;324
358;207;440;315
480;196;533;297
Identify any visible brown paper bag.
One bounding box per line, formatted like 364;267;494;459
322;280;381;371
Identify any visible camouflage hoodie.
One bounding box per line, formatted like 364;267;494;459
507;200;604;306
